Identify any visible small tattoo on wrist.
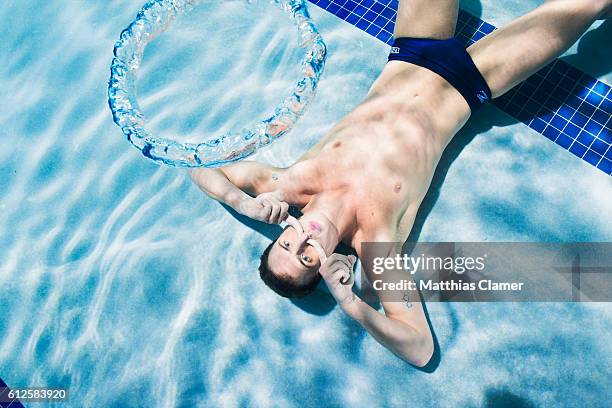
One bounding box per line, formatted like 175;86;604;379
402;293;413;308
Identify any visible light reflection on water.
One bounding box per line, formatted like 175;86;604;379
0;0;610;407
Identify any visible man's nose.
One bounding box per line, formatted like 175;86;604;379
295;232;310;251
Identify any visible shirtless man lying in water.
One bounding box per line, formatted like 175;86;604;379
191;0;611;366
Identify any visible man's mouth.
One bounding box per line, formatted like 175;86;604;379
308;221;322;235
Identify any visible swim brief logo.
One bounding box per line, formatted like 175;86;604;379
390;46;400;54
476;90;489;103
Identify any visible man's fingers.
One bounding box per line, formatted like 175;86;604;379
253;196;265;206
325;268;353;289
320;259;352;279
260;198;278;223
310;240;327;265
330;265;353;284
323;255;352;271
321;267;343;284
279;202;289;222
319;254;356;285
270;203;281;224
264;197;289;224
327;253;344;262
340;270;354;285
321;262;351;277
252;192;289;224
331;268;350;282
272;201;286;224
257;201;272;221
320;261;339;276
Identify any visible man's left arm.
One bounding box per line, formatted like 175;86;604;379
319;254;434;367
342;282;433;367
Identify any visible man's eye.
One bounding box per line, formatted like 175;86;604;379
302;255;312;263
283;241;290;248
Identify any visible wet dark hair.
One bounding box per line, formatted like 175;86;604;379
258;240;322;298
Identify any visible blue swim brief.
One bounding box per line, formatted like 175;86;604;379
387;37;492;111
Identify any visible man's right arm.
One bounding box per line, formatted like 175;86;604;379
189;167;252;210
189;162;289;224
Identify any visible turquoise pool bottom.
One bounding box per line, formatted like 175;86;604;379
0;0;611;406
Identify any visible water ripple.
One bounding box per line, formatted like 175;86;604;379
0;0;610;407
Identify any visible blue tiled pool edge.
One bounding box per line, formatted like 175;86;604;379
308;0;612;175
0;377;25;408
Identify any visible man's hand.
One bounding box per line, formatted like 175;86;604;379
236;191;289;224
319;254;357;308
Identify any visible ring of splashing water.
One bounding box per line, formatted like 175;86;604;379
108;0;326;167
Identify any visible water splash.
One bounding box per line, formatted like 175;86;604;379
108;0;327;167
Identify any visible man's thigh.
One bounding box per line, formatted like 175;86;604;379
467;0;601;98
394;0;459;40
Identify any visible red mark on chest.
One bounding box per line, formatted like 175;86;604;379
332;141;342;148
394;182;402;193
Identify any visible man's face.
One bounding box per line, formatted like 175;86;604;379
266;212;338;283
